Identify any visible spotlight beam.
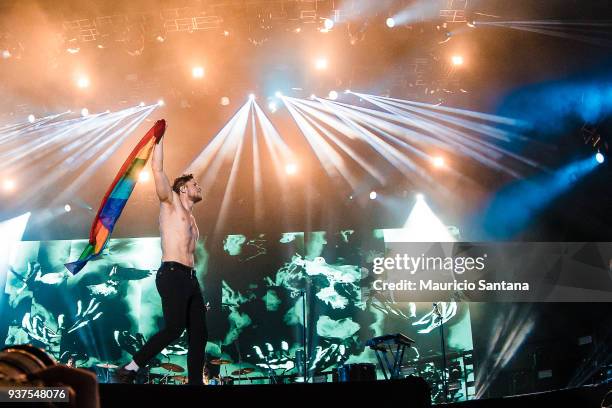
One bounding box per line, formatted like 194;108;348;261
286;97;387;185
0;111;114;169
252;102;293;156
382;95;524;126
185;101;252;179
51;107;157;207
480;156;599;239
252;102;295;225
391;0;443;26
0;106;156;212
476;20;612;47
320;98;444;159
356;94;527;177
366;93;530;134
298;96;453;150
3;108;148;174
280;96;352;187
252;101;295;179
363;94;543;169
316;97;429;181
0;111;72;145
318;98;453;189
183;100;252;236
320;95;520;183
362;95;516;149
282;97;362;140
213;100;252;236
484;20;612;26
250;105;264;226
14;107;156;210
401;196;456;241
475;304;535;397
310;97;438;182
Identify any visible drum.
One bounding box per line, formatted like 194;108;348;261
208;377;221;385
220;376;234;385
335;363;377;382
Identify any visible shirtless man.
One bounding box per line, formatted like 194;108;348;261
115;134;208;385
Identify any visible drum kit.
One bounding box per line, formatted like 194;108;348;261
206;358;255;385
95;358;257;385
96;363;118;383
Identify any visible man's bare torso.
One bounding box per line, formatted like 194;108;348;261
159;191;199;267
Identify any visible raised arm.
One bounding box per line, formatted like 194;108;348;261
152;137;173;203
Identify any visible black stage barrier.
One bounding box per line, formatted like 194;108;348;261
99;377;432;407
97;381;612;408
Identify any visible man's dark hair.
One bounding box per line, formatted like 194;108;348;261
172;174;194;194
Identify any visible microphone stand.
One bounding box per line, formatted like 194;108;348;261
434;303;448;402
299;289;308;383
235;339;243;384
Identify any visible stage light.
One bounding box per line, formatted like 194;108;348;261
416;193;424;200
3;179;15;191
324;18;334;30
386;17;396;28
220;96;230;106
249;93;256;101
192;66;205;79
388;195;456;242
81;108;89;117
349;195;353;200
432;156;445;168
2;50;10;59
328;90;338;100
294;27;302;33
275;91;283;98
64;204;71;212
315;57;328;70
139;101;145;107
27;114;35;123
310;94;316;100
138;170;150;182
369;191;377;200
157;99;165;106
223;30;230;37
268;102;277;112
285;163;298;175
595;152;605;164
156;35;165;43
451;55;464;66
77;76;90;89
0;213;30;253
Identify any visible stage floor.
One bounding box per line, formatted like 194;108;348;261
97;380;611;408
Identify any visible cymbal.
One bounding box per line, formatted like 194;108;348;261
160;363;185;372
96;363;118;369
210;359;232;365
231;368;255;376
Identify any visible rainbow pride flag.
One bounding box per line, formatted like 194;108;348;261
65;119;166;274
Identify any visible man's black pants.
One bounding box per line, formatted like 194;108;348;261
133;261;208;385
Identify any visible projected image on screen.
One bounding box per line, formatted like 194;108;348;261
1;229;474;402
